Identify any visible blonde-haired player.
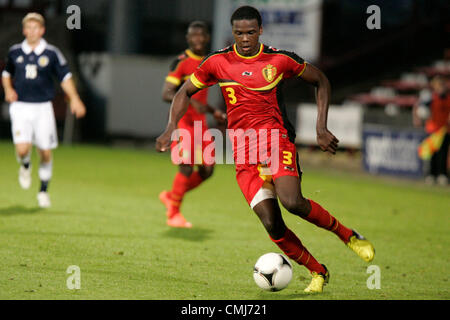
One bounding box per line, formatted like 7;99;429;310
2;13;86;208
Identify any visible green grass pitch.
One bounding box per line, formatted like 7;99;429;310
0;141;448;300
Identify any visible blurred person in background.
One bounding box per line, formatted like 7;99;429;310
2;13;86;208
158;21;226;228
414;75;450;186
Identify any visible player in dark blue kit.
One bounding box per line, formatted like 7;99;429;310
2;13;86;208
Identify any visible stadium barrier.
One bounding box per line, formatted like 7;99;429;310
296;103;364;149
362;124;427;178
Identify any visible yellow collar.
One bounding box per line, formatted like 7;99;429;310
185;49;204;61
233;43;263;59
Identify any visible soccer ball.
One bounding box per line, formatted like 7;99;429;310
253;253;293;291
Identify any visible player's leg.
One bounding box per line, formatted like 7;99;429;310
169;164;194;216
183;124;216;192
9;102;33;189
252;197;329;293
275;175;374;262
272;138;355;243
237;160;329;292
435;133;449;186
197;165;214;180
275;175;353;241
36;148;53;208
34;102;58;208
429;152;439;181
15;143;32;164
160;164;194;228
189;164;214;189
159;121;197;227
15;143;33;189
192;123;216;187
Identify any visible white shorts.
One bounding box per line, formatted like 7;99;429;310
250;182;277;209
9;101;58;150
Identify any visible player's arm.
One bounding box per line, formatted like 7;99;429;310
412;101;423;128
2;52;18;103
189;99;227;124
60;77;86;119
161;80;178;103
162;80;226;123
1;75;18;103
299;64;339;154
156;79;201;152
162;79;205;112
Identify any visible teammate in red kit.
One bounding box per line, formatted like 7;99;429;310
156;7;374;292
159;21;226;228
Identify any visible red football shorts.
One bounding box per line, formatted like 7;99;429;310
170;121;215;166
234;133;301;208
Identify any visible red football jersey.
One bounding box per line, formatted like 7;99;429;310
166;49;209;126
191;43;306;142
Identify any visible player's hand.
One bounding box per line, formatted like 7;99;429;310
213;109;227;124
156;125;175;152
317;128;339;154
5;88;18;103
70;97;86;119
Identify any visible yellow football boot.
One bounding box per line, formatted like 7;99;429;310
346;230;375;262
304;265;329;293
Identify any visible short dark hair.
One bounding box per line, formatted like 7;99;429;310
188;20;209;34
230;6;262;27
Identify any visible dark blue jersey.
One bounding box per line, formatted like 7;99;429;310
2;39;72;103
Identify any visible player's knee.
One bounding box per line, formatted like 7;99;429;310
280;196;309;217
179;164;193;177
266;222;285;240
40;151;52;163
198;166;214;180
260;216;285;240
16;149;29;159
16;145;31;158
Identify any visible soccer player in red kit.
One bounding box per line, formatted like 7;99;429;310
159;21;226;228
156;7;375;292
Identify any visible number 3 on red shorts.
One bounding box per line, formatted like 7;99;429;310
282;151;293;165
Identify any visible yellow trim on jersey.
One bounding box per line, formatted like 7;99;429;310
185;49;204;61
190;74;208;89
233;43;263;59
165;76;181;86
218;73;284;92
297;62;308;77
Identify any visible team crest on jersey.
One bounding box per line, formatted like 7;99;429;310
38;55;49;67
262;64;277;83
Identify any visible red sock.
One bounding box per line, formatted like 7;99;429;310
168;173;190;218
270;228;326;274
187;171;204;191
305;200;353;243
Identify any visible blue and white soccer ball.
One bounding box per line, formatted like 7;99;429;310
253;253;293;291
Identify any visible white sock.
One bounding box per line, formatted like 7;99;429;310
39;161;53;182
17;152;31;167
